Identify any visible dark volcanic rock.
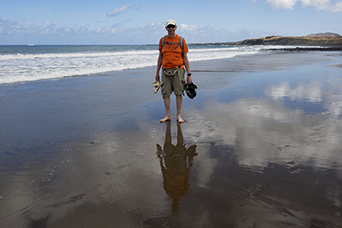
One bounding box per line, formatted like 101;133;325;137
264;47;342;52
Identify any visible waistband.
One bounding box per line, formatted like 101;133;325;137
162;65;183;70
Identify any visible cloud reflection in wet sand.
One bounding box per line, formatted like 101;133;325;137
266;81;322;102
181;67;342;227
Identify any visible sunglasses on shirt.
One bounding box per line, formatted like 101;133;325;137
166;25;176;28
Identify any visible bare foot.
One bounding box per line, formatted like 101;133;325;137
160;116;171;123
177;116;184;123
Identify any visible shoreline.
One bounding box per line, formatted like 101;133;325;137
2;44;342;86
2;47;341;87
264;46;342;52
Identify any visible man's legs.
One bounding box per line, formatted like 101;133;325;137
176;94;184;123
160;95;171;122
160;69;185;123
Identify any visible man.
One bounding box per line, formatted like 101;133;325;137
155;19;192;123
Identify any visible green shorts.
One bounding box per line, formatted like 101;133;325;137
161;68;185;97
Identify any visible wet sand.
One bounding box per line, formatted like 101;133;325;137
1;51;342;228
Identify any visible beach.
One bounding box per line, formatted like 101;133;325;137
1;51;342;228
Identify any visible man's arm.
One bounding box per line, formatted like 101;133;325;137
155;51;163;82
183;53;192;84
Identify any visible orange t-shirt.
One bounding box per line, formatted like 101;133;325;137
159;35;189;69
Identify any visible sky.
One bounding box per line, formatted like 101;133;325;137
0;0;341;45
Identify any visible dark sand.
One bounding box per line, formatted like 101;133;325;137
1;51;342;228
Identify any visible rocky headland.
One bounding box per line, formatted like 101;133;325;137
191;33;342;51
191;33;342;52
240;33;342;46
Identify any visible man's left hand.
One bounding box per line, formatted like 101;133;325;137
187;75;192;84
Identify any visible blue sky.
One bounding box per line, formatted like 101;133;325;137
1;0;341;45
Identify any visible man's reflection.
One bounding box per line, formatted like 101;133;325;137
156;122;197;213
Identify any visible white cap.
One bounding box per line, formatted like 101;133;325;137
165;19;176;26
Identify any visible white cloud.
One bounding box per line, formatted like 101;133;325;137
38;22;56;35
179;26;271;43
330;1;342;11
106;4;133;17
0;18;269;44
0;18;36;35
267;0;297;9
301;0;333;10
267;0;342;11
179;23;197;31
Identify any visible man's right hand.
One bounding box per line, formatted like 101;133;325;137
155;74;160;82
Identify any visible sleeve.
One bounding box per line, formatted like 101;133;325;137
158;37;163;51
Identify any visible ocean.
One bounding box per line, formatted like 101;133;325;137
0;44;270;85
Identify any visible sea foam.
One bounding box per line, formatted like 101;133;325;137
0;45;266;84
